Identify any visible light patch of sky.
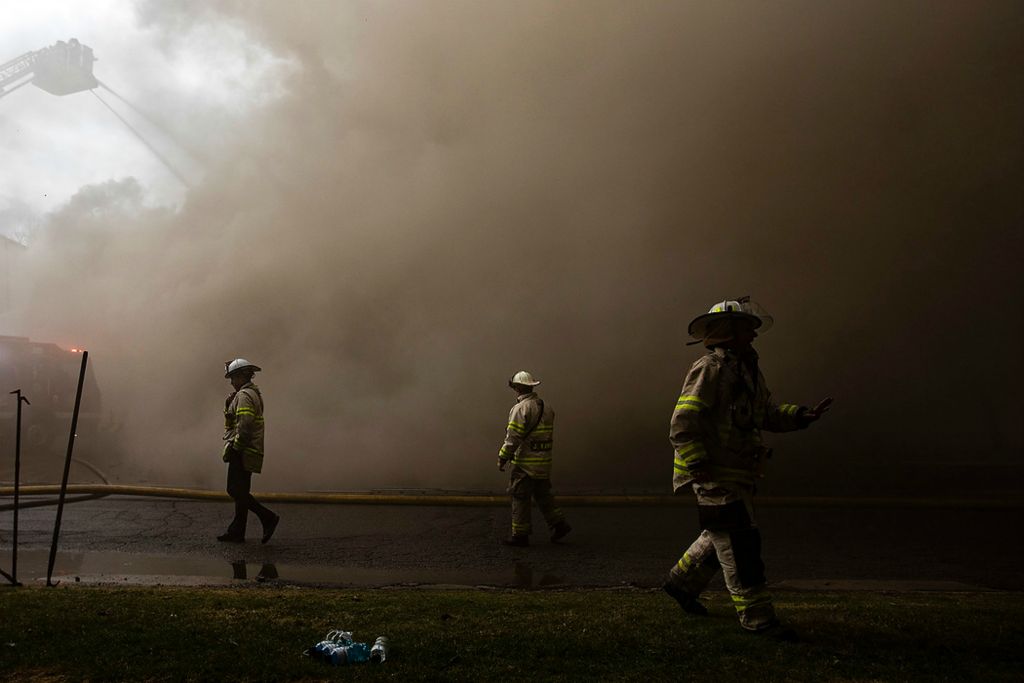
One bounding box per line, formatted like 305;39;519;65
0;0;298;241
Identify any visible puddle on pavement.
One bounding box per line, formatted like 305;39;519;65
1;548;568;589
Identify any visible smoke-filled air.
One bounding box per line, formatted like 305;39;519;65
1;0;1021;495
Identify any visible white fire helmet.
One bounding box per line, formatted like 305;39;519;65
687;296;774;340
224;358;262;378
509;370;541;387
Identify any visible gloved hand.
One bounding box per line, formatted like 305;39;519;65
798;397;833;428
497;457;508;472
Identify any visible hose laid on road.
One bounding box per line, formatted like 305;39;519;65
0;483;1018;509
0;458;111;512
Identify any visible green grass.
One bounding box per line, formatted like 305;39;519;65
1;586;1021;682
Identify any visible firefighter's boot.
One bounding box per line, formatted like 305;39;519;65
502;534;529;547
550;521;572;542
663;582;709;616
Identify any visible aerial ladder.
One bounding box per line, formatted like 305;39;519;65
1;39;192;186
1;39;98;100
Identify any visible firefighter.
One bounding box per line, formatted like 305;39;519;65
497;371;572;546
218;358;279;544
662;299;831;639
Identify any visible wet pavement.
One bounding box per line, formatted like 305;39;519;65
1;497;1021;590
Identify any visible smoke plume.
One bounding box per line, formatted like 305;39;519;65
5;1;1022;495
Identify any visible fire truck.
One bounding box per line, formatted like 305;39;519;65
0;335;105;462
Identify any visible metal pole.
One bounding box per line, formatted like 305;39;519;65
46;351;88;587
1;389;28;586
11;390;28;584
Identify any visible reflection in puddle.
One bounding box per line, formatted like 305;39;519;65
2;548;567;588
230;561;278;581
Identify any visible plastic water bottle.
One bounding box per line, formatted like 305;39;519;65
345;642;371;664
370;636;389;663
311;630;352;662
327;644;348;666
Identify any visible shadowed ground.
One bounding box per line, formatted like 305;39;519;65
1;498;1020;589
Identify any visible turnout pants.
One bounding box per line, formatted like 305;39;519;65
225;452;276;537
667;484;776;631
508;466;566;537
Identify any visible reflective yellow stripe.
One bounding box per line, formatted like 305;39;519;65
731;593;772;612
676;395;708;408
675;442;705;457
677;552;694;571
235;408;258;416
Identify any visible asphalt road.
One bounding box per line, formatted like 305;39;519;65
2;497;1021;589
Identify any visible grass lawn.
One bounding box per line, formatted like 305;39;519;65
1;586;1021;681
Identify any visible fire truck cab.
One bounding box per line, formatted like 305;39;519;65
0;335;103;456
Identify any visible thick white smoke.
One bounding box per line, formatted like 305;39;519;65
3;1;1022;494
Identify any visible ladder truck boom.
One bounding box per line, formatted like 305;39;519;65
0;40;97;100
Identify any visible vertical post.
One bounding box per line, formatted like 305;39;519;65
2;389;28;586
11;389;28;584
46;350;88;587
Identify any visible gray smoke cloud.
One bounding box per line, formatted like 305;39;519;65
5;0;1022;495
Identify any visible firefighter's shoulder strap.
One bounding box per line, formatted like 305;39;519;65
523;399;545;439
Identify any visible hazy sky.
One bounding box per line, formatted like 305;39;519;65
1;0;294;232
1;1;1021;495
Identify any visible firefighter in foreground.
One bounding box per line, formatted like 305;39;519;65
663;299;831;639
218;358;279;544
497;371;572;546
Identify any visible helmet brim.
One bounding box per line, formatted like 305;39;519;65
687;312;762;340
225;364;262;379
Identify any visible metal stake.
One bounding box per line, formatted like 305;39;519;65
1;389;29;586
46;351;88;587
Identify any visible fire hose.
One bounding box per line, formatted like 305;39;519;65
1;482;1016;510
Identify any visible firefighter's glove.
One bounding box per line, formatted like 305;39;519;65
797;397;833;428
222;442;236;462
497;457;508;472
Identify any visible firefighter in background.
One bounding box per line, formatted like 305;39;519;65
497;371;572;546
662;299;831;639
218;358;280;544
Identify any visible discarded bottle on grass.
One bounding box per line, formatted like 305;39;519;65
307;630;376;666
326;644;348;666
310;630;353;662
345;642;371;664
370;636;389;663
